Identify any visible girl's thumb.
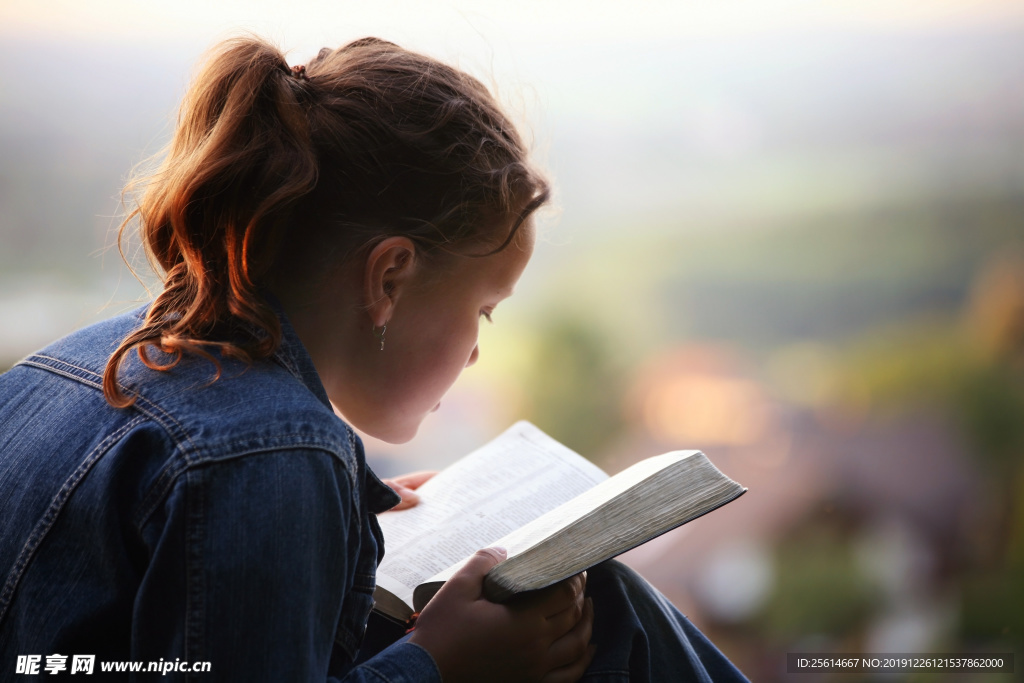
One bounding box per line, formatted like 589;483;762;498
423;547;508;607
468;547;507;572
449;547;507;589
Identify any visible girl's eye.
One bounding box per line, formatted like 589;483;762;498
480;310;493;323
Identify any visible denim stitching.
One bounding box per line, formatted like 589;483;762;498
19;356;198;531
134;457;192;530
334;623;361;660
353;573;377;592
357;664;398;682
20;356;198;456
21;358;354;467
0;416;146;627
133;443;356;530
184;467;207;680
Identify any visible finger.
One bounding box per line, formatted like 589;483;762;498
384;482;421;510
544;584;589;642
544;599;595;681
543;644;596;683
533;573;585;619
510;584;570;617
443;547;507;599
542;573;586;627
391;470;438;489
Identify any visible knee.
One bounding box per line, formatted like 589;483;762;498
587;560;653;600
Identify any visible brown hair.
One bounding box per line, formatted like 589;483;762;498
104;35;549;407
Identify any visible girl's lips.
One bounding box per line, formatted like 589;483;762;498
431;402;441;412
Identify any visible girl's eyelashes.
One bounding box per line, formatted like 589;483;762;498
480;309;494;323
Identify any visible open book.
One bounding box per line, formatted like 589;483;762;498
372;421;746;622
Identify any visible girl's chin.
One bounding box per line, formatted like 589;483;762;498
377;422;421;445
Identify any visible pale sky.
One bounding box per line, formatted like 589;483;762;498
4;0;1024;63
5;0;1023;129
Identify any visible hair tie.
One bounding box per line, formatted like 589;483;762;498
290;64;309;82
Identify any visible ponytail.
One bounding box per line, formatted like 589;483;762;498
105;38;315;406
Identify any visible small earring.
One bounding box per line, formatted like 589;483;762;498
373;324;387;351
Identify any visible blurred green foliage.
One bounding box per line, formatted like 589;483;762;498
516;314;625;459
758;514;880;639
955;368;1024;473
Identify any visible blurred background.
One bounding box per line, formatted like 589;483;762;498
2;1;1022;679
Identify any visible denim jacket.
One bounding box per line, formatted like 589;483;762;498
0;306;441;682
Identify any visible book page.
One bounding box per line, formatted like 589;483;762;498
374;422;608;606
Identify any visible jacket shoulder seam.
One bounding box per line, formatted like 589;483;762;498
132;441;358;530
20;355;200;459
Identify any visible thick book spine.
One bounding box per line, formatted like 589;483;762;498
481;486;747;603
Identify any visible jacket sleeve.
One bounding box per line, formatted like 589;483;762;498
133;449;441;682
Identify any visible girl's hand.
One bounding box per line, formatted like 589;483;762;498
381;471;437;510
409;548;595;683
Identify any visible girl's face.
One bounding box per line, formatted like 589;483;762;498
331;224;535;443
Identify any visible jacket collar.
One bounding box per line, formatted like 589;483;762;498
264;291;333;409
265;292;402;513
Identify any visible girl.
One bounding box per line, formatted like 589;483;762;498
0;36;747;681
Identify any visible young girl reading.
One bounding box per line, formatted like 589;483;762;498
0;36;747;681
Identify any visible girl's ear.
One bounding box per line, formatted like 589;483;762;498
363;236;418;327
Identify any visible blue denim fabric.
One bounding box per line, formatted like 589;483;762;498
582;561;748;682
0;307;441;682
